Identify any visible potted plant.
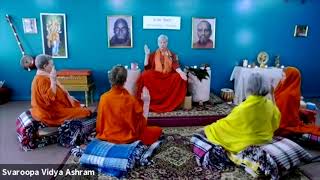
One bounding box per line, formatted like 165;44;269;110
185;64;211;104
185;64;210;82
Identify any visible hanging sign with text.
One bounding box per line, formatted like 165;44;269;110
143;16;181;30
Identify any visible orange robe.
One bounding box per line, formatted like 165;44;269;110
96;86;162;145
274;67;320;136
136;50;187;112
31;75;91;126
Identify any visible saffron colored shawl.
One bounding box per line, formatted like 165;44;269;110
274;67;320;136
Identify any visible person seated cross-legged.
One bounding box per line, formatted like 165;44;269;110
204;72;280;153
274;66;320;137
96;65;162;145
135;34;187;113
30;54;92;127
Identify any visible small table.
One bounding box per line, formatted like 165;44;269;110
230;66;283;105
57;70;94;107
62;83;94;107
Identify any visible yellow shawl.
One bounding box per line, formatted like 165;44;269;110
204;95;280;153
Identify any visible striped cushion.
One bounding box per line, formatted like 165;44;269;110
16;110;57;151
262;137;312;171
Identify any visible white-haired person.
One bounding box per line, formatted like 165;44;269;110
191;73;281;172
135;34;187;113
30;54;92;126
203;72;280;153
96;65;162;145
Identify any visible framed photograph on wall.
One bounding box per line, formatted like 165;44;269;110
22;18;37;34
192;17;216;49
107;15;132;48
40;13;68;58
294;25;308;37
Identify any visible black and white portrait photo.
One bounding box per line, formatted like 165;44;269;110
107;15;132;48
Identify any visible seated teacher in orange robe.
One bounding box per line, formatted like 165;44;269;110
96;65;162;145
136;34;187;112
31;54;92;126
274;66;320;137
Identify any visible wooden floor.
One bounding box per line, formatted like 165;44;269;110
0;101;70;165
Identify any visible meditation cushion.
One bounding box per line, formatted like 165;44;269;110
261;137;312;171
192;133;312;179
291;133;320;149
16;110;58;151
230;136;312;179
17;110;96;151
58;116;96;147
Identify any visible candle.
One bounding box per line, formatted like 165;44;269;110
243;59;248;67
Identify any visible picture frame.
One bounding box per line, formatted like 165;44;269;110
294;25;308;37
22;18;37;34
40;13;68;58
107;15;133;48
192;17;216;49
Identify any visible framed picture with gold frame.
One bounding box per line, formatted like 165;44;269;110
192;17;216;49
294;25;308;37
107;15;133;48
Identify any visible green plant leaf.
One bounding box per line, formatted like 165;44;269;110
186;67;210;82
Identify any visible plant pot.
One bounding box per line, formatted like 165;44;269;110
187;68;211;102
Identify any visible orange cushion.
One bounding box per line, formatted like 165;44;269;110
57;69;91;76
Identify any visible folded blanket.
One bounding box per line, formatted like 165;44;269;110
16;110;96;151
80;139;142;177
223;137;312;180
58;117;96;147
139;140;162;165
190;133;233;170
80;138;162;178
16;110;57;151
191;133;280;179
228;146;279;179
262;136;312;171
300;133;320;144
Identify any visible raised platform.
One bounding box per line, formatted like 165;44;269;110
147;94;234;127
